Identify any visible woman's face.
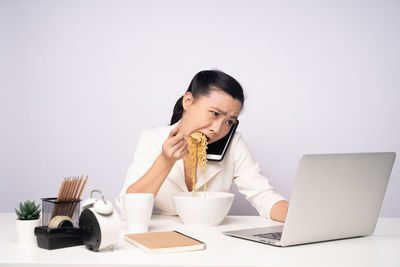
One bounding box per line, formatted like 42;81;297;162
179;89;243;144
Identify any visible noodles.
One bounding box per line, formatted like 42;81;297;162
187;132;208;197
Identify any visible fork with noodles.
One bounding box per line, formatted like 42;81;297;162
187;132;208;197
184;134;200;142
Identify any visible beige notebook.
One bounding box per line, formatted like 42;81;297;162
124;231;206;254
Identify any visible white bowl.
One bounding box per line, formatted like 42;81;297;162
172;192;234;226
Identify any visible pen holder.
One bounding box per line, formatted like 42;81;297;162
35;198;83;250
41;198;81;227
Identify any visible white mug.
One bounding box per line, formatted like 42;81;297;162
123;193;154;233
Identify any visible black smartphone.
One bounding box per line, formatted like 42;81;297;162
206;120;239;162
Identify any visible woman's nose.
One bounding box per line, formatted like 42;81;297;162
209;120;224;135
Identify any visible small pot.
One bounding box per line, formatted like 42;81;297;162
16;218;41;245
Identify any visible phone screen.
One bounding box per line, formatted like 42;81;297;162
206;120;239;161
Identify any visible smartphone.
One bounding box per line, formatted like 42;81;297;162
206;120;239;162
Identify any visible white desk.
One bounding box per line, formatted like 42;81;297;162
1;213;400;267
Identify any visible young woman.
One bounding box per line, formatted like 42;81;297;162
117;70;289;222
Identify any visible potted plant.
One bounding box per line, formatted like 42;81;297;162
15;200;41;245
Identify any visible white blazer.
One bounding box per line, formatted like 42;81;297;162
116;121;285;219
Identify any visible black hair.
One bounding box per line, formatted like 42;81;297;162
170;70;245;125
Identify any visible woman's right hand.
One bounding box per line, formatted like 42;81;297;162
126;126;188;195
161;126;188;163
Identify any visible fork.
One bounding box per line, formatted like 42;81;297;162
184;135;200;142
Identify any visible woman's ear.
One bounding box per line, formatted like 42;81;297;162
182;92;194;111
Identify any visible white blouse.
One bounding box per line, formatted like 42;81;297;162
116;121;285;219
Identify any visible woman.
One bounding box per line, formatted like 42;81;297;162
117;70;289;222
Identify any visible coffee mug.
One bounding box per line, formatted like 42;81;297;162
123;193;154;233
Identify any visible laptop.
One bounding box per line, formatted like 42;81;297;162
223;152;396;247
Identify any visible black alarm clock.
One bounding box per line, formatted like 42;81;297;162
79;190;121;251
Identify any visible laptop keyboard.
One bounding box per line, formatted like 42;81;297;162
253;232;282;240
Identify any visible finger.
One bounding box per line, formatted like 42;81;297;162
171;144;187;160
168;125;184;142
165;135;184;149
175;142;188;157
169;139;185;155
169;126;180;137
163;135;184;157
169;132;185;147
169;139;187;158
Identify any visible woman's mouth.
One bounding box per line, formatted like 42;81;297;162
203;134;210;142
199;133;209;141
188;131;210;142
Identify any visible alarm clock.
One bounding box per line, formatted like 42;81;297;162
79;190;121;251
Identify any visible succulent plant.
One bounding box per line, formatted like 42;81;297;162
15;200;41;220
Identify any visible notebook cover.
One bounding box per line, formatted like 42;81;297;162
124;231;206;254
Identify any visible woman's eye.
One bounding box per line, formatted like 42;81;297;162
212;111;219;117
226;120;233;126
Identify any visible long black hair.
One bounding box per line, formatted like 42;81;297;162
170;70;245;125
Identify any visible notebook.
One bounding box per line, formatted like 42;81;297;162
124;231;206;254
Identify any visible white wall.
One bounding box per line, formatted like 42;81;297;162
1;0;399;217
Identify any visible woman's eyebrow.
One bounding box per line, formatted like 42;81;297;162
211;106;238;119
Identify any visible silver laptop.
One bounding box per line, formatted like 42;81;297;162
223;152;396;247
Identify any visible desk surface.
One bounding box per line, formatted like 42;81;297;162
1;213;400;267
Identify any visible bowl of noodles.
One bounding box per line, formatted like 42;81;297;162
172;132;234;226
172;192;234;226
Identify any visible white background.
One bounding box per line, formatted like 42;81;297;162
1;0;399;216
